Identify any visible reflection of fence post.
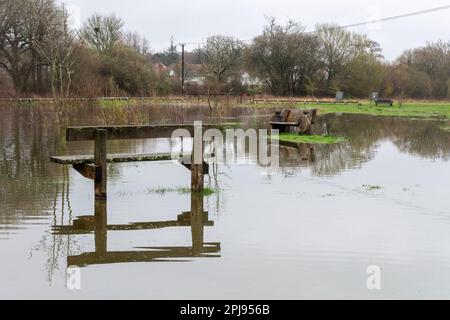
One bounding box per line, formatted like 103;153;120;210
94;199;107;254
191;193;204;256
94;129;107;200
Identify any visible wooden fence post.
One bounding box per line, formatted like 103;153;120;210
94;129;107;200
191;124;204;192
191;144;204;192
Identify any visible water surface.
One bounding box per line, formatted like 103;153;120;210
0;103;449;299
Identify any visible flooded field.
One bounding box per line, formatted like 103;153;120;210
0;103;449;299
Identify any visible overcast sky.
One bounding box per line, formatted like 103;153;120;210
59;0;450;61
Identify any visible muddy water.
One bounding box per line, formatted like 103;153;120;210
0;103;449;299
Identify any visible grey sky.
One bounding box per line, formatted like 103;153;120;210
59;0;450;61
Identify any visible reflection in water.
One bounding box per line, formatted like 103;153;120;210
315;114;450;161
271;114;449;177
52;193;221;267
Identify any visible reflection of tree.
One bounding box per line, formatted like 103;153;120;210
0;106;67;229
28;166;79;285
274;114;449;176
391;121;449;161
318;114;450;161
309;143;377;176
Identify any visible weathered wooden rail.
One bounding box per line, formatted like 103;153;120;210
51;124;220;200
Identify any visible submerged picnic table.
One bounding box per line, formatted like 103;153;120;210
51;124;219;200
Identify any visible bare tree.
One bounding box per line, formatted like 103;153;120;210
33;4;77;98
316;23;355;93
246;18;321;96
0;0;70;94
25;0;59;93
408;40;450;97
123;31;150;55
0;0;33;92
198;35;244;107
79;14;124;54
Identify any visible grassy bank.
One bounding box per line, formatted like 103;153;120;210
4;96;450;119
274;133;348;144
316;102;450;119
246;101;450;119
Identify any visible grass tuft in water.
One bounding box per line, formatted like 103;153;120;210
147;186;216;196
274;133;348;144
362;184;383;190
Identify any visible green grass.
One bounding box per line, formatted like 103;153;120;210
247;101;450;119
317;102;450;119
440;124;450;132
274;133;348;144
95;99;450;119
147;186;216;196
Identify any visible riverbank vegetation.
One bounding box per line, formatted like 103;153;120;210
275;133;349;144
1;0;449;101
314;102;450;119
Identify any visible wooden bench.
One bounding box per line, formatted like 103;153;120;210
51;124;217;200
375;98;394;106
271;109;318;134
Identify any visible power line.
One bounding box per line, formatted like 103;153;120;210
178;4;450;46
338;4;450;29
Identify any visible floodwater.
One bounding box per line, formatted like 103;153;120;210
0;103;449;299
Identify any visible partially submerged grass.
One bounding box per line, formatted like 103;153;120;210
362;184;383;190
321;193;336;198
147;186;216;196
247;101;450;119
98;98;141;108
274;133;348;144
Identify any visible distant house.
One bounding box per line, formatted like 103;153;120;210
185;76;205;86
241;72;262;86
153;63;168;77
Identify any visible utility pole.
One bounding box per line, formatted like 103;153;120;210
181;43;185;96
